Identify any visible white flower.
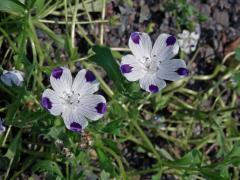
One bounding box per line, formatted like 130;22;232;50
0;118;6;134
1;70;24;87
120;32;188;93
178;26;200;54
41;67;107;132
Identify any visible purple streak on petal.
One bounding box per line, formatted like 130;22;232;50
149;84;159;93
176;68;189;76
70;122;82;132
85;70;96;82
131;32;140;44
120;64;133;74
41;97;52;109
166;35;176;46
95;102;107;114
52;67;63;79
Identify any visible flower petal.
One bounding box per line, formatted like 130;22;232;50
41;89;64;116
78;94;107;121
1;70;24;87
50;67;72;95
151;33;179;62
120;55;146;81
157;59;188;81
129;32;152;60
61;108;88;132
72;69;99;95
178;30;190;39
139;73;166;93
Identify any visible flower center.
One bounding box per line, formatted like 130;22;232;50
142;57;159;73
62;91;80;106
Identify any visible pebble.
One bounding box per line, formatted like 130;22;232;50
213;9;229;27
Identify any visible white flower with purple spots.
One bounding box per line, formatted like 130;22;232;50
41;67;107;132
1;69;24;87
120;32;189;93
178;25;200;54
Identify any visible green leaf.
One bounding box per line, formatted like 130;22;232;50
5;96;22;125
154;94;170;112
229;145;240;157
158;148;174;161
103;139;120;155
9;108;50;128
0;157;10;175
172;149;202;167
32;160;64;178
4;132;21;160
0;0;26;15
90;45;126;92
96;148;115;175
103;120;123;134
100;170;111;180
200;168;228;180
3;132;21;179
235;46;240;61
44;126;65;140
78;0;103;12
91;45;145;99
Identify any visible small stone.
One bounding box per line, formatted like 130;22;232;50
139;5;150;23
213;9;229;27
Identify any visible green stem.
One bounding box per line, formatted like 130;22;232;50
100;0;106;45
101;145;127;180
0;84;15;97
66;162;70;180
76;24;94;46
71;0;79;47
10;158;34;180
39;19;108;25
192;65;222;80
81;0;94;30
2;125;12;146
131;119;161;162
0;27;18;53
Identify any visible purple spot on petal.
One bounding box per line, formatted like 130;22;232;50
70;122;82;132
166;35;176;46
176;68;189;76
120;64;133;74
131;32;140;44
41;97;52;109
85;70;96;82
52;67;63;79
95;102;107;114
149;84;159;93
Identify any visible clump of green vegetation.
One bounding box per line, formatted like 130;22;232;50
164;0;207;30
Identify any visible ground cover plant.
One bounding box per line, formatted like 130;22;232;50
0;0;240;179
